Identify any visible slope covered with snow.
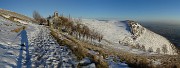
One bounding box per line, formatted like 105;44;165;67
0;16;78;67
0;14;129;68
80;19;177;55
0;8;34;22
0;16;36;67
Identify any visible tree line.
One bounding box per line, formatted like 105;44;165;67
33;11;103;43
54;18;104;43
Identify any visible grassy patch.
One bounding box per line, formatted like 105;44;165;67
50;28;108;68
50;28;150;68
50;28;180;68
11;26;26;33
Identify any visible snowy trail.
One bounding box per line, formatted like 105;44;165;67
0;22;78;68
27;26;77;68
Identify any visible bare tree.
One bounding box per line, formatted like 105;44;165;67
136;44;140;49
148;47;153;52
156;48;161;54
66;21;74;34
53;17;62;29
98;34;103;42
162;45;168;54
76;23;83;39
32;10;47;25
71;24;77;36
33;11;42;22
141;45;146;51
89;29;95;42
81;26;90;40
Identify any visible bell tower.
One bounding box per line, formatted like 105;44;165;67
54;11;58;17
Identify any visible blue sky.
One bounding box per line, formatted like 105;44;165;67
0;0;180;21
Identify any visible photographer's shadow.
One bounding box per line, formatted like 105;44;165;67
17;45;31;68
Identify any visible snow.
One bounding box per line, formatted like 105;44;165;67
79;57;96;68
106;56;129;68
80;19;131;44
87;49;129;68
0;13;130;68
0;16;30;67
29;26;78;68
88;50;99;55
1;14;10;18
81;63;96;68
1;13;177;67
0;16;79;68
79;57;91;64
14;18;28;24
79;19;177;55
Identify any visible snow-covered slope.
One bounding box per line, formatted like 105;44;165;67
0;16;129;68
80;19;177;55
0;16;35;67
0;8;34;22
0;16;78;67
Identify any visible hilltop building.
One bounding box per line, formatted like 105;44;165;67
47;11;62;29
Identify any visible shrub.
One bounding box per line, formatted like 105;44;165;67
156;48;161;54
33;10;46;24
33;11;42;22
141;45;146;51
162;45;168;54
11;26;26;33
50;28;108;68
148;47;153;52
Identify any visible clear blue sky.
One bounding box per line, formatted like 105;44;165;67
0;0;180;21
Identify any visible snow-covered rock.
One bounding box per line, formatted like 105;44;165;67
79;57;97;68
14;18;28;25
127;20;177;55
81;63;96;68
79;57;92;65
106;56;129;68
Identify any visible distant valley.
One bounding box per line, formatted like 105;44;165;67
139;22;180;49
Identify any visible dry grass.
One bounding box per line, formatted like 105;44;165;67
0;9;34;22
50;28;108;68
11;26;26;33
146;55;180;68
0;14;19;23
50;28;149;68
50;28;180;68
16;24;22;26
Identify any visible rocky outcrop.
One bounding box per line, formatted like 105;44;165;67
126;20;178;55
127;20;145;40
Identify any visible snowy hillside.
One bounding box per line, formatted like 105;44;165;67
0;14;129;67
0;16;78;67
0;16;34;67
0;8;34;22
79;19;177;55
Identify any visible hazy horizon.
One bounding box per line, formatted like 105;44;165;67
0;0;180;22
